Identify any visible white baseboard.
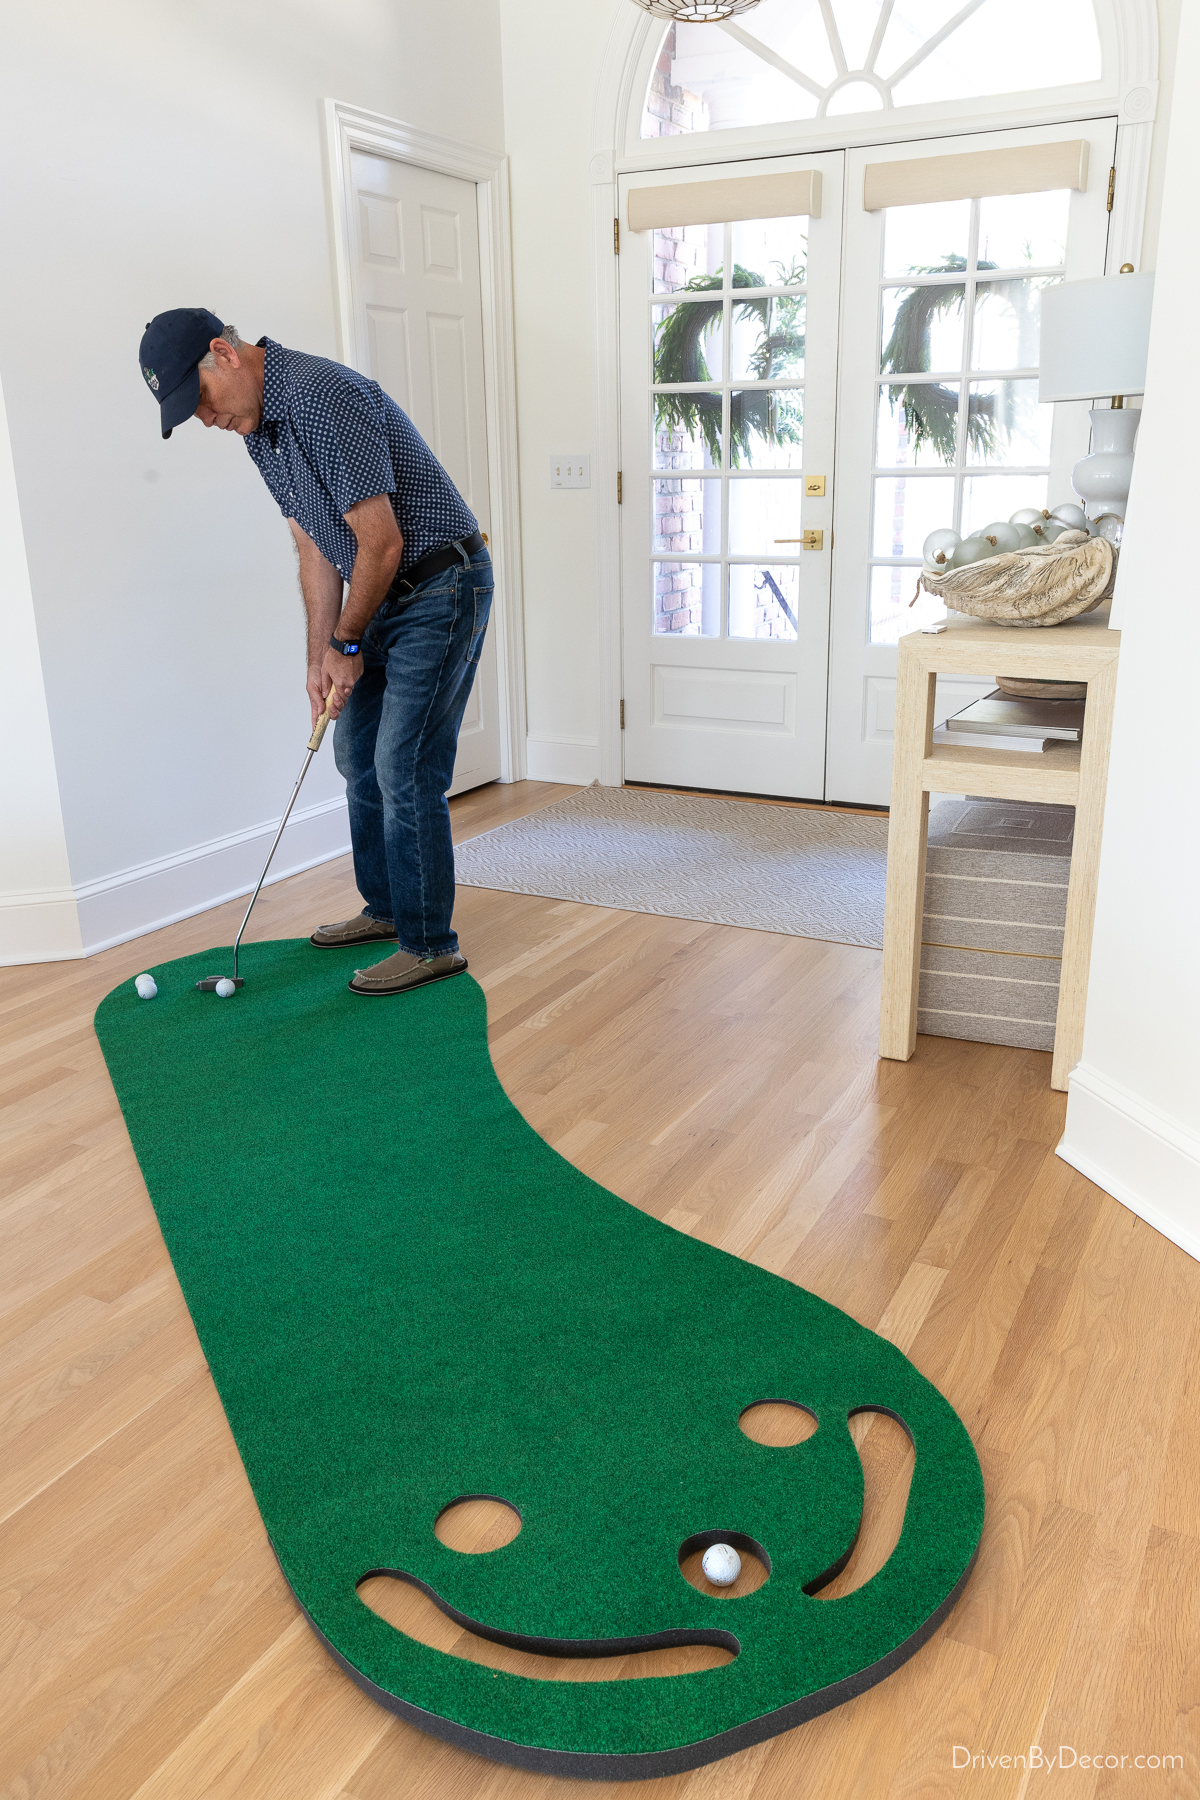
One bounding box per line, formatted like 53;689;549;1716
1057;1061;1200;1263
0;796;352;966
76;796;352;956
525;732;601;786
0;887;85;964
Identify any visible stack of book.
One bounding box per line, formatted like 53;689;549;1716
932;690;1085;755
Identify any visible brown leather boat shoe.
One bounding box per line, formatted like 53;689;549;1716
310;915;399;949
347;950;468;996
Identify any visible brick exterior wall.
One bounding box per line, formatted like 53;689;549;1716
643;26;709;138
750;573;797;639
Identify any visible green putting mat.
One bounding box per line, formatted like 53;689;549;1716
94;939;983;1779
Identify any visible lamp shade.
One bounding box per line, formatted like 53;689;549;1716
1039;272;1154;402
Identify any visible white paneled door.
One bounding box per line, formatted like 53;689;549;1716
619;154;845;800
826;118;1118;805
347;152;501;798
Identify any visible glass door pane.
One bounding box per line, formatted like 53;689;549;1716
620;152;844;801
825;120;1118;808
650;219;808;641
870;188;1068;644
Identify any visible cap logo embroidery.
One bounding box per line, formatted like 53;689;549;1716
143;366;160;391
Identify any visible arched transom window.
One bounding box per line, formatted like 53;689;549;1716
642;0;1103;137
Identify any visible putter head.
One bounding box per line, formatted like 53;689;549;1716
195;976;245;991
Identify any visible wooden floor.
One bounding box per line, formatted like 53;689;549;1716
3;779;1197;1800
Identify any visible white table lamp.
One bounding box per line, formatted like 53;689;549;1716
1039;268;1154;520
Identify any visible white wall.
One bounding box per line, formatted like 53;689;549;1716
0;373;82;963
0;0;504;959
1057;0;1200;1244
1138;0;1182;274
498;0;617;786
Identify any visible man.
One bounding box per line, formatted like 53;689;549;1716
138;307;492;996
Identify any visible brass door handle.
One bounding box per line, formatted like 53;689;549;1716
775;532;824;550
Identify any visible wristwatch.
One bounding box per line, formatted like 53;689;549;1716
330;633;361;656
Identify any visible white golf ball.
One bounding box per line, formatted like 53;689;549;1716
702;1543;742;1586
214;978;236;998
134;973;157;1000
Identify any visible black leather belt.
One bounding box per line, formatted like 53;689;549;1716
389;530;486;598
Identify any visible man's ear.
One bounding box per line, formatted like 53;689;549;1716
208;336;240;370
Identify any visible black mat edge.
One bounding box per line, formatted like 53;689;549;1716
277;1546;980;1782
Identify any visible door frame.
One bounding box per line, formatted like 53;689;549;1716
589;1;1158;793
323;99;527;784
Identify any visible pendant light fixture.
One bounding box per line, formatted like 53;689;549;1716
631;0;763;21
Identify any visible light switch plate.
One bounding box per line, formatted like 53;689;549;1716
551;455;590;489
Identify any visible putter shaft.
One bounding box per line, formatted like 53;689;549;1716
232;744;319;980
230;693;337;983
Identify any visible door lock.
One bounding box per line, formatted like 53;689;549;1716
805;475;826;496
775;531;825;551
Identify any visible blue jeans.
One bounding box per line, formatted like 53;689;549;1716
333;546;493;957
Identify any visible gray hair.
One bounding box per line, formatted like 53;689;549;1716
198;324;243;369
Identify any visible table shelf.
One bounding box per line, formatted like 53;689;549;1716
879;611;1120;1092
923;739;1081;805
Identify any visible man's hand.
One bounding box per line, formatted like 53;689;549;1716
319;649;363;720
307;662;344;730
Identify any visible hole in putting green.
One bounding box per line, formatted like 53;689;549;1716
678;1530;770;1598
356;1576;737;1678
739;1400;818;1447
434;1496;522;1553
811;1409;915;1601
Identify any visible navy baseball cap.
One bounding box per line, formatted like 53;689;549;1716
138;308;224;438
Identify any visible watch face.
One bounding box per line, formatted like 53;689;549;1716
343;643;360;655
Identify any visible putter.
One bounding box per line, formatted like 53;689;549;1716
197;687;337;992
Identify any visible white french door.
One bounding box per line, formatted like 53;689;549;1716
345;152;501;798
617;120;1118;808
825;118;1118;805
619;153;844;800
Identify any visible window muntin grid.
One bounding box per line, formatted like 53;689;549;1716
868;189;1068;644
641;0;1102;140
651;216;808;640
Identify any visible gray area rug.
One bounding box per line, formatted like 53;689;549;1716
455;785;889;949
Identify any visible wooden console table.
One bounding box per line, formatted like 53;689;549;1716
879;611;1121;1092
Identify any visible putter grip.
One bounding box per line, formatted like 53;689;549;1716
307;691;336;752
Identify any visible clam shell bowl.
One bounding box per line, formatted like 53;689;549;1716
917;529;1116;628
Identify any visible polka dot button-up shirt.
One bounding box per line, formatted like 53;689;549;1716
244;337;478;580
